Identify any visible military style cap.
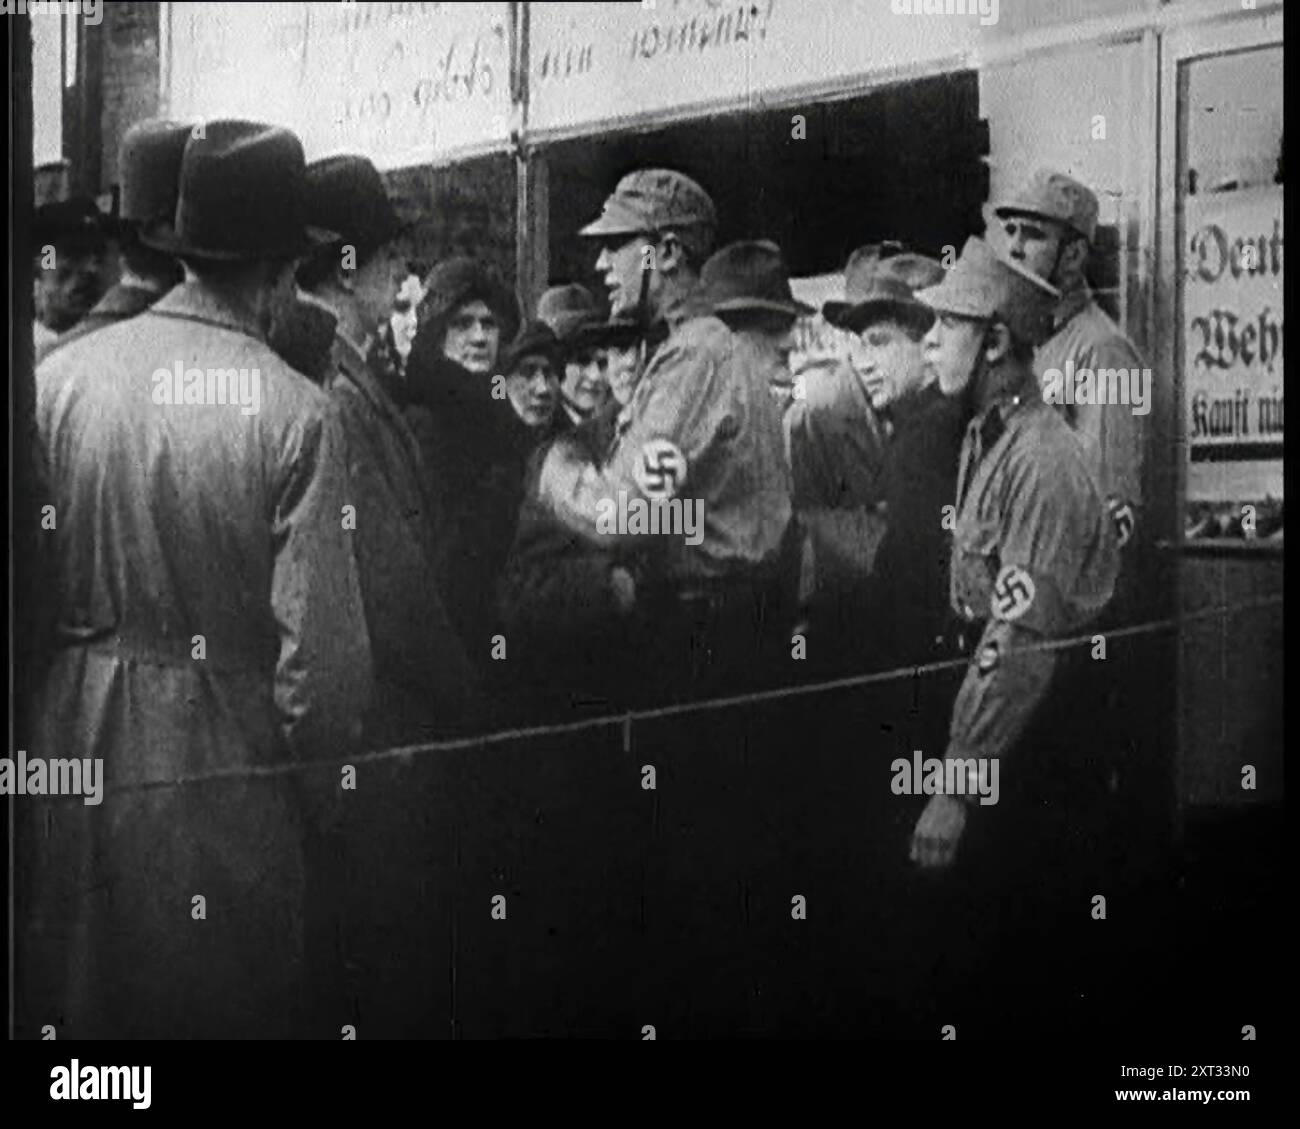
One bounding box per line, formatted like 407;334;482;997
579;168;717;238
987;168;1100;245
701;239;813;319
822;242;945;332
914;236;1061;347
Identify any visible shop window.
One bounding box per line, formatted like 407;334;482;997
1177;45;1283;544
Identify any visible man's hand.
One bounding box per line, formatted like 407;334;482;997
909;793;968;870
609;565;636;615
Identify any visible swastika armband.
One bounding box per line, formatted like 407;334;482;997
991;564;1035;622
634;438;687;499
1107;495;1135;548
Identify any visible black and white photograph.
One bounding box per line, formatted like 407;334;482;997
4;0;1285;1098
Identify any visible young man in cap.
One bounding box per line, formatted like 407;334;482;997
813;245;965;677
39;120;191;361
531;169;793;699
985;168;1146;565
23;119;372;1039
903;236;1120;1025
909;234;1118;871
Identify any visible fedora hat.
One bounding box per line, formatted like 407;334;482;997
34;196;109;250
701;240;813;319
141;120;337;262
305;154;405;258
119;119;194;231
822;243;945;333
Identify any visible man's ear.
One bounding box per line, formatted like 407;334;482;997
655;232;684;276
982;321;1013;366
1059;233;1090;277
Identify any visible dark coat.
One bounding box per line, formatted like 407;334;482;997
858;383;968;670
328;332;480;744
402;335;541;668
496;410;630;718
22;281;372;1038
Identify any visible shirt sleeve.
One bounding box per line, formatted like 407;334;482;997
271;400;373;760
1070;333;1146;518
534;330;728;548
945;444;1105;765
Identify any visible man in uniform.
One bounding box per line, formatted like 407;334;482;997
984;169;1145;571
531;169;792;699
905;236;1121;1026
40;119;190;360
23;120;371;1039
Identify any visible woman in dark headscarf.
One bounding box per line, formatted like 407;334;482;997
403;257;532;666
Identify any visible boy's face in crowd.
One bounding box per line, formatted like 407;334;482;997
923;311;988;399
605;343;641;406
988;212;1069;283
443;299;501;374
595;234;659;319
848;316;928;410
562;346;611;416
506;355;559;428
353;242;409;333
34;244;107;331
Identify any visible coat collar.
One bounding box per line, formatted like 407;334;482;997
150;280;270;343
90;281;168;321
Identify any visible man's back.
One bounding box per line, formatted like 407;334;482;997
23;280;370;1038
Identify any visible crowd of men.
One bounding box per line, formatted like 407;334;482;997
21;116;1145;1037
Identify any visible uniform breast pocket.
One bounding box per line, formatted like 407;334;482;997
951;517;1000;621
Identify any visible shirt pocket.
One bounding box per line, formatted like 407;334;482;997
951;516;1000;621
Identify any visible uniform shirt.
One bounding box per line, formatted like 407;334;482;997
945;383;1118;766
1035;286;1146;535
536;305;792;585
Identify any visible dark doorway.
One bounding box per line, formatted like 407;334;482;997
544;70;986;300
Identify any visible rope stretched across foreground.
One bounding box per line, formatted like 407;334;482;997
63;594;1282;795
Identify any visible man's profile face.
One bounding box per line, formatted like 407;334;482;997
847;317;928;410
594;234;658;319
443;299;501;374
923;311;987;399
353;242;409;332
988;212;1069;282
